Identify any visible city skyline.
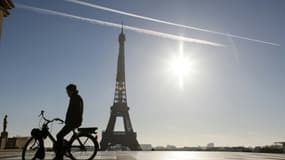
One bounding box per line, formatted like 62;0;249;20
0;0;285;147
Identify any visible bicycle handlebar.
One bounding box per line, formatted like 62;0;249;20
53;118;65;123
39;110;64;124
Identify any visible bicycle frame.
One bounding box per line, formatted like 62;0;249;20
36;111;97;152
44;127;57;147
45;129;80;146
38;115;79;150
23;110;99;160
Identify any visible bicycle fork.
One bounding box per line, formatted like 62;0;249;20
33;138;45;159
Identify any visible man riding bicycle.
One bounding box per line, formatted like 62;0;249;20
54;84;83;160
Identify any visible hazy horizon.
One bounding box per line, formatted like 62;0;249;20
0;0;284;147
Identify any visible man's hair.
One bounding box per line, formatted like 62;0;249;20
66;84;78;93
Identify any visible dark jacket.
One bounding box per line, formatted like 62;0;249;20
65;93;83;127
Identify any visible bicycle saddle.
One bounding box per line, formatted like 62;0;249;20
78;127;98;133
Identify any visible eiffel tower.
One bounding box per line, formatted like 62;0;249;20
100;26;141;151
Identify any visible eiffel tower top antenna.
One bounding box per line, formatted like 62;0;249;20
121;21;124;33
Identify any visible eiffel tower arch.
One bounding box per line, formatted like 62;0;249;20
100;26;141;151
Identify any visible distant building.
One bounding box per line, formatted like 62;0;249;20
166;145;177;150
154;146;165;150
0;136;29;149
5;136;29;149
0;115;29;149
274;142;285;153
140;144;153;151
207;142;215;148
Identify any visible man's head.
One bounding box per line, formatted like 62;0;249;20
66;84;78;97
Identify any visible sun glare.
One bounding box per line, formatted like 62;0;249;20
170;55;190;87
168;42;195;89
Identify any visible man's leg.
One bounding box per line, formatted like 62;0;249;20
55;125;74;160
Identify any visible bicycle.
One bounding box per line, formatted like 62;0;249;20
22;110;99;160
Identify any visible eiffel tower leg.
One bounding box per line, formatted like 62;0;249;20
128;139;141;151
106;112;116;132
100;132;110;150
101;113;117;150
123;113;133;132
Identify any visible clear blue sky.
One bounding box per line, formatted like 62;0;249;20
0;0;284;147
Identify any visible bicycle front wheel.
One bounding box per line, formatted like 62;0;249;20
69;134;99;160
22;137;42;160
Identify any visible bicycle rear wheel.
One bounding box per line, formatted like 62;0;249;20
69;134;99;160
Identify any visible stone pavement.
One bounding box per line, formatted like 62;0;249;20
1;150;285;160
0;150;116;160
1;150;123;160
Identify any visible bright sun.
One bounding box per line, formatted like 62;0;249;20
168;42;194;89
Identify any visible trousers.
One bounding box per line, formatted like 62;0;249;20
55;124;79;159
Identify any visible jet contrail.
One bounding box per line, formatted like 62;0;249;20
65;0;280;46
16;4;224;47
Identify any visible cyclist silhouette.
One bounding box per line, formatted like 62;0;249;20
54;84;83;160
